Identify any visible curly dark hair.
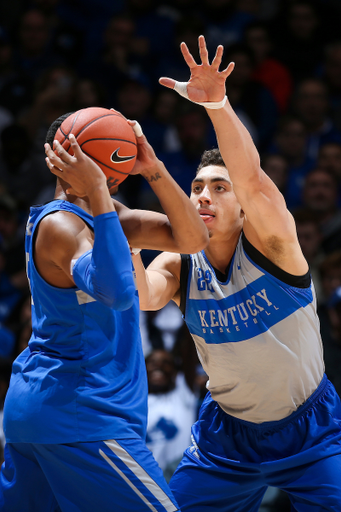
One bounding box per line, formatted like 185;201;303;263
45;112;75;148
197;148;226;173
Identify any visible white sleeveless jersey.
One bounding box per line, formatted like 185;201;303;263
182;235;324;423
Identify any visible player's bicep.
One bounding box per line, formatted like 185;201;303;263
142;252;181;310
237;171;294;242
35;213;92;287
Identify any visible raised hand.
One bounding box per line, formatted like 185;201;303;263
159;35;234;104
44;134;106;197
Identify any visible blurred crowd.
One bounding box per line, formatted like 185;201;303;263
0;0;341;508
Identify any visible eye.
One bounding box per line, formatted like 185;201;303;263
192;185;202;193
215;185;225;192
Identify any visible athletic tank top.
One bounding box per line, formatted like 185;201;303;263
4;200;147;443
180;234;324;423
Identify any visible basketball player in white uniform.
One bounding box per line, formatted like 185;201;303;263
132;36;341;511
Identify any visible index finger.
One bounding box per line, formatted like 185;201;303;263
53;139;76;165
180;42;198;69
44;142;64;169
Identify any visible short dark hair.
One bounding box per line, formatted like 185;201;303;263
197;148;226;173
45;112;75;148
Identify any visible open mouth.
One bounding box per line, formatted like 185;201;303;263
199;209;215;222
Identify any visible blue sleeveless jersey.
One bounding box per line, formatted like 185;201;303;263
3;200;148;444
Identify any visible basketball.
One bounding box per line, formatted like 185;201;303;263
55;107;137;188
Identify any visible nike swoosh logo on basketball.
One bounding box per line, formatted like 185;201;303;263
110;148;135;163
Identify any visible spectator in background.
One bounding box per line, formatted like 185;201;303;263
302;167;341;254
140;301;188;356
0;360;11;462
0;124;53;211
320;40;341;131
317;141;341;185
270;115;315;210
293;208;324;302
124;0;175;64
74;77;106;111
320;286;341;398
12;8;64;81
152;103;211;202
317;250;341;342
0;194;27;291
202;0;255;54
291;77;341;161
77;12;149;108
261;153;288;196
155;16;205;87
14;317;32;357
272;1;325;83
19;64;77;155
114;77;159;208
0;243;21;359
145;349;198;482
29;0;85;67
244;20;293;113
150;88;181;153
222;43;278;151
0;26;34;118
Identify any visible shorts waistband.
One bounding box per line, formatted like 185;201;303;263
223;374;329;432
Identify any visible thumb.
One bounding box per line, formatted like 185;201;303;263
159;77;176;89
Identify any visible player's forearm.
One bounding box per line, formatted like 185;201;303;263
87;184;116;217
132;254;162;311
141;161;208;253
207;100;262;188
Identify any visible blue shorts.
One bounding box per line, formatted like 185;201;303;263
0;437;180;512
170;375;341;512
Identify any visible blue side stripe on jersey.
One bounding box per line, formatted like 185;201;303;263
186;274;313;343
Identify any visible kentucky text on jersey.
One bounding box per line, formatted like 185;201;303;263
189;269;312;343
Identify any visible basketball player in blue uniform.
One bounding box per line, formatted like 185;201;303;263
133;36;341;511
0;113;209;511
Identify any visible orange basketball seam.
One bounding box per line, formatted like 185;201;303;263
73;114;125;139
80;138;137;146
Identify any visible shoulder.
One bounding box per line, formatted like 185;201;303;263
36;210;92;263
38;210;89;240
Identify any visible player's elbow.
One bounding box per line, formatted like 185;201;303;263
98;273;136;310
181;230;209;254
111;284;136;310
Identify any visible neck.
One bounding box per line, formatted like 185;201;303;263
204;229;241;274
54;179;93;215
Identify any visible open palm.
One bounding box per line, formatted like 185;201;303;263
159;35;234;103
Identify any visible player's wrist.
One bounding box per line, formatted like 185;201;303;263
87;182;113;208
140;160;164;180
173;82;227;109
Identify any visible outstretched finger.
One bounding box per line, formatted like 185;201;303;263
198;35;209;65
180;42;197;69
53;139;75;165
221;61;235;77
45;156;63;177
66;134;84;160
211;45;224;71
159;77;177;89
44;143;64;169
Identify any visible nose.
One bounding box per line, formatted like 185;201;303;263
199;185;212;204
